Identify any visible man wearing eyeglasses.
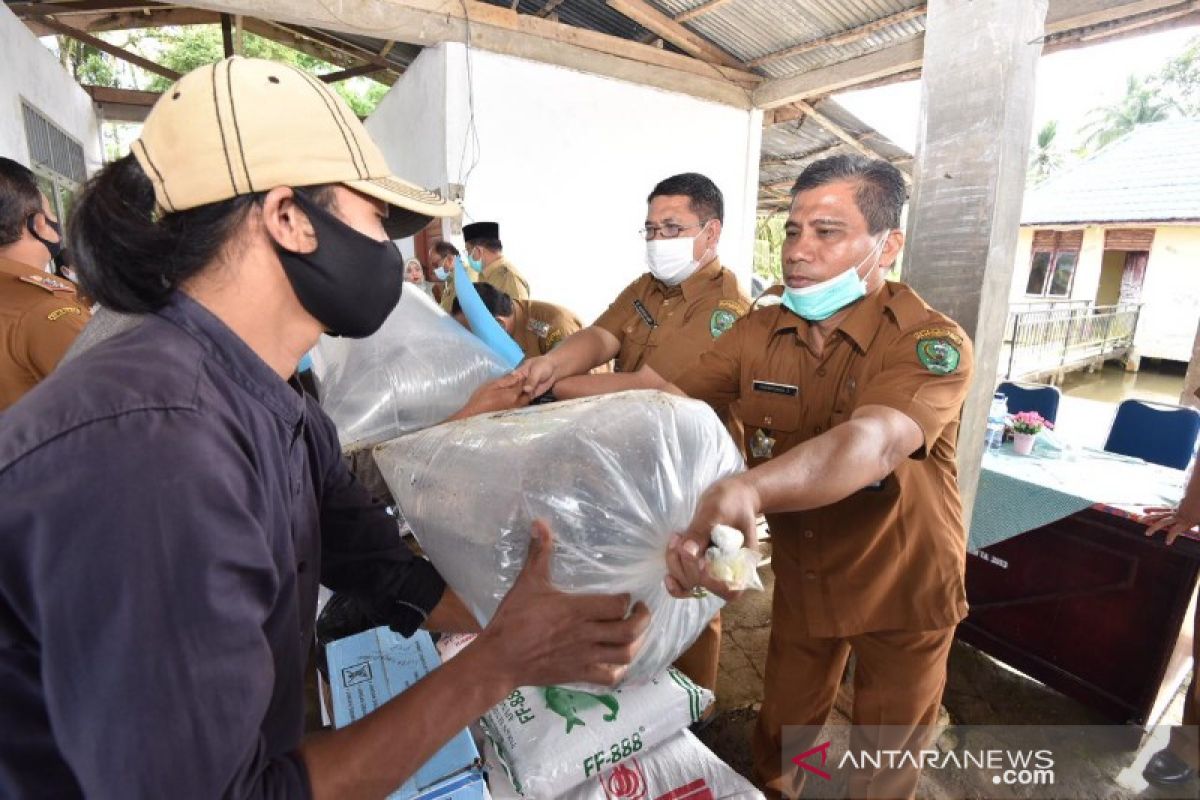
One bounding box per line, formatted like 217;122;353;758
514;172;750;692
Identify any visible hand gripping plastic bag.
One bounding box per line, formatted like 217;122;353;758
374;390;744;685
438;635;718;799
313;285;509;448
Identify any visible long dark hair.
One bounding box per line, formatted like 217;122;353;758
68;155;337;313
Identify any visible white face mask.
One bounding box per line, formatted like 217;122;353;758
645;224;710;285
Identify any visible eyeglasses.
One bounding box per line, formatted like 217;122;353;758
638;222;705;241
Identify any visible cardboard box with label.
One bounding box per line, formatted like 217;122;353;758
325;626;489;800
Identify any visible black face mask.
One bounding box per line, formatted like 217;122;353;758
274;191;404;338
27;213;64;270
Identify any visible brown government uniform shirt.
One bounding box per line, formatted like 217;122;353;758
0;256;91;411
594;259;749;382
675;281;973;638
510;299;582;359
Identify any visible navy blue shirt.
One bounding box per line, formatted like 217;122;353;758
0;293;445;798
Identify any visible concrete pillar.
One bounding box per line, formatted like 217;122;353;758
901;0;1048;518
1182;318;1200;410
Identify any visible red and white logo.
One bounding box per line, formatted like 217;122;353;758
792;740;833;781
602;761;647;800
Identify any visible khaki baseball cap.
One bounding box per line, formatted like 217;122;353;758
131;56;457;238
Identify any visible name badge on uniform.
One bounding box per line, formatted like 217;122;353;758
750;428;776;459
752;380;798;397
633;299;658;329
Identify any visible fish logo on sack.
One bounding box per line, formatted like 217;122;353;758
543;686;620;733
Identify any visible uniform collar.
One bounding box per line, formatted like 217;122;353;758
483;254;511;275
157;291;305;427
650;257;723;301
0;254;46;279
770;281;895;352
510;297;529;331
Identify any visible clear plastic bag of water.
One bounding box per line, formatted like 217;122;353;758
373;390;745;686
313;286;508;449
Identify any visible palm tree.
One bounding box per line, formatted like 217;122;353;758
1029;120;1062;182
1079;75;1176;152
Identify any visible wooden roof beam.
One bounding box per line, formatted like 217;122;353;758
746;6;926;69
604;0;746;69
182;0;758;107
675;0;738;24
28;12;181;81
790;100;911;181
320;62;386;82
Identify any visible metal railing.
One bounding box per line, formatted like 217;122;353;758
1002;302;1141;380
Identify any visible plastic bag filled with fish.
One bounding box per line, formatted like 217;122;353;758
439;634;718;798
375;390;743;685
313;285;508;449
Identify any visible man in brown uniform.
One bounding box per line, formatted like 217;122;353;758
461;221;530;305
0;157;91;410
450;282;582;359
556;156;972;798
516;172;751;692
1141;402;1200;787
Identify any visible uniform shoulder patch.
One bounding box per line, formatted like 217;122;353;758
47;306;82;321
710;307;738;338
916;336;961;375
718;298;748;316
19;273;75;294
545;328;564;350
912;326;963;347
527;318;551;339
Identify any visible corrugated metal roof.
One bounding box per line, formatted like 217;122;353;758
649;0;926;79
758;97;912;211
1021;120;1200;225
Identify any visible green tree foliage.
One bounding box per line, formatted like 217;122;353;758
753;214;785;284
57;35;122;87
1078;74;1175;152
1028;119;1063;183
56;26;388;117
1153;34;1200;118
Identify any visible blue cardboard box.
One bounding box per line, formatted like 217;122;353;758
325;627;488;800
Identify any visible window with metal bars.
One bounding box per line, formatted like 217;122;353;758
20;99;86;225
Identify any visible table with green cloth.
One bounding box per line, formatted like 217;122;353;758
962;440;1199;725
969;440;1192;553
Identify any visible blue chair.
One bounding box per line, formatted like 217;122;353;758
997;381;1062;425
1103;399;1200;470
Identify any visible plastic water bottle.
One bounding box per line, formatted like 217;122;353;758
986;392;1008;451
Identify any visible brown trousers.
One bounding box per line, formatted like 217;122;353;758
753;584;955;800
674;612;722;692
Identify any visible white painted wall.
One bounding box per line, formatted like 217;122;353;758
0;4;101;177
1135;226;1200;362
368;43;762;323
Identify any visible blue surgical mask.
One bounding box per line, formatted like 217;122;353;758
782;234;887;322
433;264;450;281
466;251;484;272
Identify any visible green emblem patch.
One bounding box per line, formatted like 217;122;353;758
710;308;737;338
916;337;961;375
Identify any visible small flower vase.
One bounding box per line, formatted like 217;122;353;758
1013;432;1037;456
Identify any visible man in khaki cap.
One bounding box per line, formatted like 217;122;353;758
0;57;647;800
0;157;91;410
